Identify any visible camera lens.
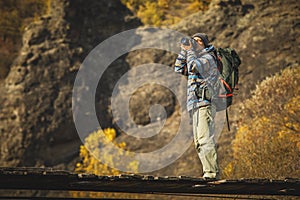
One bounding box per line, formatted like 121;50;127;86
181;37;190;46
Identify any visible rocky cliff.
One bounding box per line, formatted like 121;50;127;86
0;0;140;168
0;0;299;176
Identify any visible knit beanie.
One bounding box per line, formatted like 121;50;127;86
192;33;210;47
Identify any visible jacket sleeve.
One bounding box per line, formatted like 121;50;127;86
174;49;187;75
186;49;201;74
186;50;219;86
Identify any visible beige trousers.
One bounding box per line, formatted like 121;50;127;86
192;105;219;178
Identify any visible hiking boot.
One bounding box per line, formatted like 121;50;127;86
202;173;220;181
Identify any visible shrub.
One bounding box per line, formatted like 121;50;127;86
72;128;139;198
121;0;211;26
224;67;300;179
75;128;138;175
136;1;165;26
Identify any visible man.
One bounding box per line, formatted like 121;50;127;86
174;33;220;180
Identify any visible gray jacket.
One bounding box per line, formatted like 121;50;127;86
175;45;219;112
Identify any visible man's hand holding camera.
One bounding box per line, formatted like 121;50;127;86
180;37;194;51
181;42;193;51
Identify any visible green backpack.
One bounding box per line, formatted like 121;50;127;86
214;47;241;112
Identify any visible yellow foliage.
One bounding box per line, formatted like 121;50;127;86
240;67;300;119
72;128;139;198
137;2;164;26
224;67;300;179
187;0;209;12
74;128;138;175
161;0;170;8
121;0;211;26
45;0;51;15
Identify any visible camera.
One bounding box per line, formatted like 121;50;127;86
180;37;197;47
180;37;190;46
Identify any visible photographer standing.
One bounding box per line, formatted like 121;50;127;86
174;33;220;180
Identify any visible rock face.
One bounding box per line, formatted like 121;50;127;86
0;0;299;176
0;0;140;168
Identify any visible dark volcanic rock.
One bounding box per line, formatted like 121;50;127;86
129;84;176;126
0;0;140;168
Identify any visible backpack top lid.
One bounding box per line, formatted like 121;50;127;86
192;33;210;48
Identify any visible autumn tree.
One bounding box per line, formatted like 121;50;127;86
72;128;139;198
224;67;300;179
121;0;211;26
